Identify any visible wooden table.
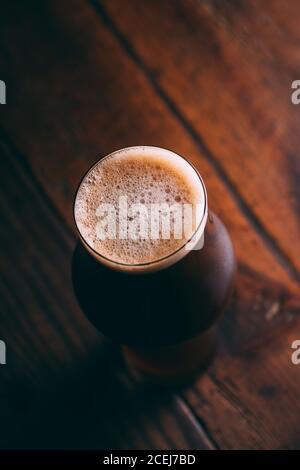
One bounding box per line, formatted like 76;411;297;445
0;0;299;450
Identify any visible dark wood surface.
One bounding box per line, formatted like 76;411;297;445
0;0;299;449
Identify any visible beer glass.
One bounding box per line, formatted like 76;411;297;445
72;147;236;383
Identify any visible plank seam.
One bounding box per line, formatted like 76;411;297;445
208;372;268;448
0;127;74;247
0;127;215;450
176;396;218;449
90;0;300;284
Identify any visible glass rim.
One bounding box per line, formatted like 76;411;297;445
73;146;208;269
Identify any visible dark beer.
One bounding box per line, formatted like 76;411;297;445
72;146;236;382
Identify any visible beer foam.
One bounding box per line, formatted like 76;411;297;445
74;147;205;266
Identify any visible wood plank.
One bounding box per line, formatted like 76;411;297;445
182;316;300;449
0;0;299;449
0;136;213;450
88;0;300;449
100;0;300;277
0;3;297;366
218;262;300;354
180;269;300;449
0;0;296;295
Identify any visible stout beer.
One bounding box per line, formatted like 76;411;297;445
72;146;236;382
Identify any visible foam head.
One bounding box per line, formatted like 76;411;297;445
74;146;207;272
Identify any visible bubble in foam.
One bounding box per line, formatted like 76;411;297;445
74;147;204;265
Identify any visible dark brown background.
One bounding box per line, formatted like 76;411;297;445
0;0;299;449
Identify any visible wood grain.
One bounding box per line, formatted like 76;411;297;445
0;135;213;450
0;0;297;295
100;0;300;277
183;319;300;449
0;0;299;449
